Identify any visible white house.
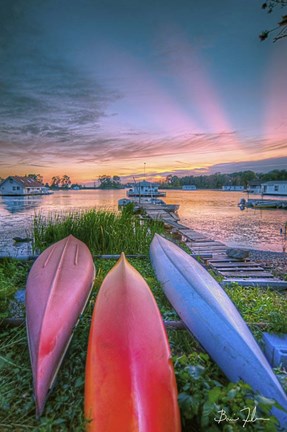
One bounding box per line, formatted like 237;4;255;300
0;176;46;196
182;185;196;190
261;181;287;196
222;185;245;191
247;181;262;194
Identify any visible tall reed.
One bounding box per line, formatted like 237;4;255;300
33;206;164;254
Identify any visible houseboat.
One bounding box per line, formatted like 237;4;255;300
0;176;53;196
127;181;166;197
182;185;196;190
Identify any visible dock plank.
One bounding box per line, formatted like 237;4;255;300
211;262;263;268
190;246;227;251
221;279;287;290
190;248;228;256
142;204;284;289
188;241;224;247
207;258;250;263
215;267;265;272
218;271;273;278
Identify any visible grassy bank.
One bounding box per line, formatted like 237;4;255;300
0;259;31;319
0;209;286;431
33;205;164;255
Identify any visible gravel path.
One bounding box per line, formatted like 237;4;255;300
247;249;287;280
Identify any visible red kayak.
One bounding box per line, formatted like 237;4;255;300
85;253;181;432
26;235;95;417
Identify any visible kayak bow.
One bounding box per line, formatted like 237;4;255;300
26;235;95;416
150;234;287;429
85;253;181;432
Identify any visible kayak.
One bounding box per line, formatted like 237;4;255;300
26;235;95;417
150;234;287;429
85;253;181;432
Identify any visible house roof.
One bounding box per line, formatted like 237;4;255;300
248;181;262;186
261;180;287;185
2;176;43;188
137;180;156;186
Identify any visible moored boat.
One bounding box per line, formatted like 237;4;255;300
150;234;287;429
118;197;179;213
127;180;166;197
85;253;181;432
26;235;95;417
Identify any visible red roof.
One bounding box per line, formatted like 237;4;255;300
4;176;43;188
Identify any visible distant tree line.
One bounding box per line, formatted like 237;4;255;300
161;170;287;189
98;175;124;189
1;170;286;190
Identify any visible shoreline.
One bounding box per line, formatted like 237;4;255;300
1;239;286;281
247;249;287;280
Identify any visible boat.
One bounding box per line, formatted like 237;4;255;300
150;234;287;428
26;235;95;417
85;253;181;432
238;198;287;210
119;197;166;206
126;180;166;197
118;197;179;213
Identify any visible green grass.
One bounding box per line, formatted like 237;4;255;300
225;284;287;339
1;257;286;431
0;259;32;319
1;210;286;431
32;205;164;255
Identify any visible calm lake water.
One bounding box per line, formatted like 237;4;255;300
0;189;286;255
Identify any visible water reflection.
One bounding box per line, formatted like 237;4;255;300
1;195;43;213
0;189;286;253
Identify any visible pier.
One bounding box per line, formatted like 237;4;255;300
239;198;287;210
140;203;287;291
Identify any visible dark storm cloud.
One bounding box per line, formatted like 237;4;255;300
0;0;121;154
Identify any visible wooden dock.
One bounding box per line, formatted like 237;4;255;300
241;199;287;209
142;204;287;291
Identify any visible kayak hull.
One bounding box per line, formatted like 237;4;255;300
150;234;287;428
26;235;95;416
85;253;181;432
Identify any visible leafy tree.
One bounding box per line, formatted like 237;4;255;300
51;176;61;188
239;171;257;188
61;175;71;189
160;169;287;189
98;175;123;189
260;1;287;42
112;175;121;186
166;174;173;185
98;175;113;189
26;173;44;184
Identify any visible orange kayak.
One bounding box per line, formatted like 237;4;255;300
85;253;181;432
26;235;95;417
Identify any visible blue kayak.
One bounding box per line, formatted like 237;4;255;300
150;234;287;429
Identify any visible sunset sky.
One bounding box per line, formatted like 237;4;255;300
0;0;286;184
